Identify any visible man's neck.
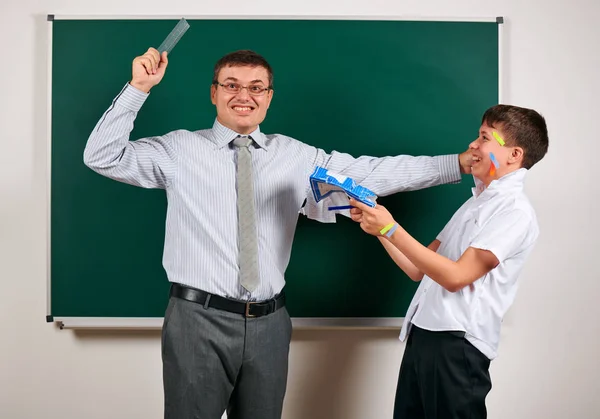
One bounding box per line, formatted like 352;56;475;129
216;117;257;135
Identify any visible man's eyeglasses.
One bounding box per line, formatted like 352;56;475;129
213;81;272;96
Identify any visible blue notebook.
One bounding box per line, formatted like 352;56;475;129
309;166;377;209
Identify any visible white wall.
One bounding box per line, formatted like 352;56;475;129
1;0;599;418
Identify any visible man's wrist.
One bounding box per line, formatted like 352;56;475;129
129;81;152;94
434;155;462;184
459;151;473;175
115;83;149;112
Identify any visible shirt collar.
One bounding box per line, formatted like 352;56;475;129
210;119;268;150
472;168;528;199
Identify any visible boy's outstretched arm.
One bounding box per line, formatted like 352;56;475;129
350;199;499;292
376;237;440;282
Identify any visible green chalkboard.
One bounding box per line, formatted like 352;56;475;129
50;18;499;322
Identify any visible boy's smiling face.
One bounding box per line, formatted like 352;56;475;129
469;122;522;186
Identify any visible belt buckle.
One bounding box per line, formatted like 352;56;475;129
245;302;257;318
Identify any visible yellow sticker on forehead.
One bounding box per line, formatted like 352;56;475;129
492;131;505;146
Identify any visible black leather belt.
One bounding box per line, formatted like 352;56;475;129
170;283;286;318
412;325;466;339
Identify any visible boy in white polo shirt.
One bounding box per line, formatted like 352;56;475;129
349;104;549;419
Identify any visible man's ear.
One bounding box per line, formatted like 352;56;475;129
508;146;524;165
265;89;274;110
210;84;217;105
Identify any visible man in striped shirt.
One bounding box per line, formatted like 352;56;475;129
83;47;473;419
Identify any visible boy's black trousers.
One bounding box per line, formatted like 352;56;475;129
394;325;492;419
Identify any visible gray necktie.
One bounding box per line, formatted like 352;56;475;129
232;136;259;292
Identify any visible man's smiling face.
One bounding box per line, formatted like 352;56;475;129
210;65;273;135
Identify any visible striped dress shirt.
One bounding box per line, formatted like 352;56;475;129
83;84;461;301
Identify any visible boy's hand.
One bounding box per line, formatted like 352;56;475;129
349;199;396;236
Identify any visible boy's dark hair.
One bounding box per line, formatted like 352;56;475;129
212;50;274;88
482;105;549;169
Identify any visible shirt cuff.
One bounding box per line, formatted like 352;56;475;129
434;154;461;184
115;83;149;112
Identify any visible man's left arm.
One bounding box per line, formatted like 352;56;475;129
319;150;472;196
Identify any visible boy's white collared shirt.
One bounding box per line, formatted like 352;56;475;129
399;168;539;360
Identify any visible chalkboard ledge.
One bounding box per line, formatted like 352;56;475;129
53;317;404;330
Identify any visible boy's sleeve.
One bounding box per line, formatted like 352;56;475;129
436;200;470;244
436;216;456;244
470;209;536;264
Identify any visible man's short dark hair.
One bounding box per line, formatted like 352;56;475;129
212;50;274;88
482;105;549;169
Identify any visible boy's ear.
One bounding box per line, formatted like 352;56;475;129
508;146;524;165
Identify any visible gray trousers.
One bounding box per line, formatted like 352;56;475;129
161;295;293;419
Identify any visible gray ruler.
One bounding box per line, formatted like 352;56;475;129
158;18;190;55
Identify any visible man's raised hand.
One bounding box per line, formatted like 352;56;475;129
130;48;169;93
